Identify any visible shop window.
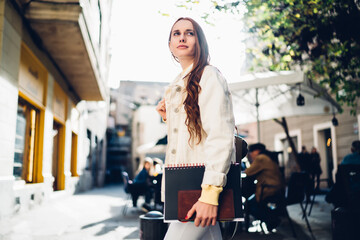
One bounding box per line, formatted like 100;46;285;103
13;98;39;182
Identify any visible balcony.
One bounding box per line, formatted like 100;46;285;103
15;0;107;101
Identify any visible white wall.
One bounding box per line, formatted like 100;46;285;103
0;13;21;178
0;5;22;218
134;105;167;145
131;105;167;173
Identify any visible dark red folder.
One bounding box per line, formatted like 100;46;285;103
164;163;243;222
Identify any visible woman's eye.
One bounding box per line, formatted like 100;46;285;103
173;32;180;36
187;32;194;36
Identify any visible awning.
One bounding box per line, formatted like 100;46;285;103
229;71;341;125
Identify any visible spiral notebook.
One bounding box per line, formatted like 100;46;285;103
164;163;243;222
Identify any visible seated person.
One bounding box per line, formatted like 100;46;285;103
152;157;164;176
341;140;360;165
130;157;154;209
151;157;164;207
244;143;285;230
326;140;360;207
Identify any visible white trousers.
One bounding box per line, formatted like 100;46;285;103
163;222;222;240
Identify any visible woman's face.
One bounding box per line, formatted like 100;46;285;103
169;19;196;62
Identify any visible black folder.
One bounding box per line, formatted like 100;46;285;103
164;163;243;222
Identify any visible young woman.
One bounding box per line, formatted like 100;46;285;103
156;17;235;239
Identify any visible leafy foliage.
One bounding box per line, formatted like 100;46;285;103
181;0;360;115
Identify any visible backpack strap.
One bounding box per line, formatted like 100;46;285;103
234;126;248;163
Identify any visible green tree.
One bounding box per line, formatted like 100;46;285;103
180;0;360;115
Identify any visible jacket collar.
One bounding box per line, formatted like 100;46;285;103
180;63;193;79
173;63;193;87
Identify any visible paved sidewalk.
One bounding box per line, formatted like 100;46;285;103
0;185;142;240
0;184;332;240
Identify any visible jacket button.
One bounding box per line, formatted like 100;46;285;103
173;128;178;133
176;86;182;92
174;108;179;113
171;149;176;154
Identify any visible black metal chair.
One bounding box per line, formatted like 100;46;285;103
329;164;360;240
286;172;315;239
121;171;149;215
257;184;297;237
336;164;360;211
121;171;133;215
257;172;316;239
307;177;330;216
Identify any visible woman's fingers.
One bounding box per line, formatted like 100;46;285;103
158;99;166;111
197;216;213;227
156;99;166;119
201;218;208;227
211;217;216;226
186;205;196;220
190;201;217;227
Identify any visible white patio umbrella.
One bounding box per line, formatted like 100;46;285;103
137;142;167;155
229;71;341;141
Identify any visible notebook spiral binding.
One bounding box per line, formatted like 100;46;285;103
165;162;238;170
165;163;205;170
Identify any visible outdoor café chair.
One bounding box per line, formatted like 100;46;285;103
258;172;316;239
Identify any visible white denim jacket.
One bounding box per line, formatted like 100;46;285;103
161;65;236;202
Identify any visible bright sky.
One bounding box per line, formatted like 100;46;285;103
108;0;245;89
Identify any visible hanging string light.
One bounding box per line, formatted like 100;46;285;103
296;84;305;106
332;112;338;126
331;106;338;126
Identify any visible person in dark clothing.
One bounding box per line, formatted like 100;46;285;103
341;140;360;165
298;146;311;173
326;141;360;207
244;143;285;231
309;147;322;189
130;158;153;208
134;162;151;184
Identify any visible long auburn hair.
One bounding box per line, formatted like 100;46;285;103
169;17;210;144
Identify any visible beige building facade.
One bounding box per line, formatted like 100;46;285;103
243;106;360;185
0;0;112;219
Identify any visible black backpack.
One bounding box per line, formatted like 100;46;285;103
234;130;248;163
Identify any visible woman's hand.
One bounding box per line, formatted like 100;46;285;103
186;201;218;227
156;98;167;121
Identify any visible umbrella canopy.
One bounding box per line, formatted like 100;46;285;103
229;71;341;140
137;142;166;154
155;135;168;145
137;135;167;155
